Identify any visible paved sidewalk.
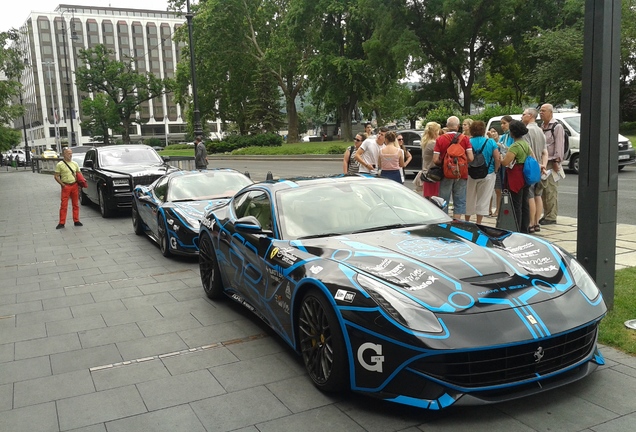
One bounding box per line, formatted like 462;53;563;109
1;169;635;432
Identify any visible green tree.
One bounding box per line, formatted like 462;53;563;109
245;64;285;134
80;93;120;144
170;0;309;141
74;44;174;143
290;0;415;140
0;29;27;152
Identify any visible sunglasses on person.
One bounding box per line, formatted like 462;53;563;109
397;138;403;141
354;138;362;142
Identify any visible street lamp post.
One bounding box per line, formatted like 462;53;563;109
186;0;203;138
43;61;60;149
60;9;77;146
19;89;30;164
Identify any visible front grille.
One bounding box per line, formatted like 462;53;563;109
619;142;628;151
411;324;598;388
132;174;162;188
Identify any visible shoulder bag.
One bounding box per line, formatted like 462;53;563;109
63;160;88;188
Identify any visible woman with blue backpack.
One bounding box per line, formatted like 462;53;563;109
500;120;540;233
465;121;500;224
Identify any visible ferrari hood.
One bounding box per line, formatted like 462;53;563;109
298;222;574;313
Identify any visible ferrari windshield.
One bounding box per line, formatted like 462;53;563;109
277;178;451;240
98;146;164;166
168;171;252;202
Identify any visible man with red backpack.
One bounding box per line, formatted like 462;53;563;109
432;116;474;219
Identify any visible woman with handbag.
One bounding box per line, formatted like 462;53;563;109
53;147;83;229
421;122;442;198
500;120;532;234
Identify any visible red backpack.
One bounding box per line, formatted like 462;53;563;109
443;133;468;179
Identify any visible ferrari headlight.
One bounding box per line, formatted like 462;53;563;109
569;258;601;300
356;274;443;333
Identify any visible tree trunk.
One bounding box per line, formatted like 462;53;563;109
286;96;299;143
338;97;357;141
121;118;131;144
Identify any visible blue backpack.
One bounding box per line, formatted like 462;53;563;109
523;144;541;185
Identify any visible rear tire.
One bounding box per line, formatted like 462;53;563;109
199;232;224;299
570;154;579;175
79;189;89;206
298;288;348;392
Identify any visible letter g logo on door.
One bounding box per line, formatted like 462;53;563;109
357;343;384;373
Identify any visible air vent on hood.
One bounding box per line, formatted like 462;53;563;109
461;272;512;285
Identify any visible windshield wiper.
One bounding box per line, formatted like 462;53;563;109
297;232;343;240
350;223;420;234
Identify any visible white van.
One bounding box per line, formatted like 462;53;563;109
486;113;636;173
4;149;27;166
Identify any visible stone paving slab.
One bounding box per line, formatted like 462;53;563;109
2;169;636;431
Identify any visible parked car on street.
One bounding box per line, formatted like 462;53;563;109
395;129;424;175
41;149;58;159
486;113;636;174
198;174;607;409
132;169;253;257
80;144;178;217
5;149;27;166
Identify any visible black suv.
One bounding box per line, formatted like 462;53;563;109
80;145;178;217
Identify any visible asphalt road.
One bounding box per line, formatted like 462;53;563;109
207;157;636;225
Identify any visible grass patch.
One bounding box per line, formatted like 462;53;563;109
159;140;350;157
624;134;636;145
598;267;636;355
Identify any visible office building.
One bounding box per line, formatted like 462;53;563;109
12;4;190;152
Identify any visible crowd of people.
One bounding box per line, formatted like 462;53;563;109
342;103;565;234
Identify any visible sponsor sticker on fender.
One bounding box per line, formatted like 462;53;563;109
334;289;356;303
269;246;298;266
357;343;384;373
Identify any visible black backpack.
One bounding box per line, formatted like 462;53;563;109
547;122;570;154
468;138;489;179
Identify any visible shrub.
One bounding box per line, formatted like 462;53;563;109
326;145;347;154
207;133;283;154
144;137;163;147
619;121;636;134
166;144;194;150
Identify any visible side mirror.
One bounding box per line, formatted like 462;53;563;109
427;196;448;211
235;216;273;236
84;159;93;168
162;156;171;162
137;194;153;203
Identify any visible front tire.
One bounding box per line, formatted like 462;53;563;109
157;215;171;257
98;188;113;218
131;201;144;235
199;232;224;299
298;288;348;392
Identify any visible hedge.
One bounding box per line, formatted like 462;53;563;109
208;133;283;154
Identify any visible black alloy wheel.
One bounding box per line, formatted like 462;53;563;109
298;288;347;392
157;215;171;257
98;188;112;218
131;201;144;235
198;232;224;299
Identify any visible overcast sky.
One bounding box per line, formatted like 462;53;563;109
2;1;172;34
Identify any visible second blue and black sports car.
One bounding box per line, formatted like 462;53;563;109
198;175;606;410
132;169;253;257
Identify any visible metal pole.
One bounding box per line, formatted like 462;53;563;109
19;89;30;164
186;0;203;137
577;0;621;309
60;10;77;146
44;61;60;149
